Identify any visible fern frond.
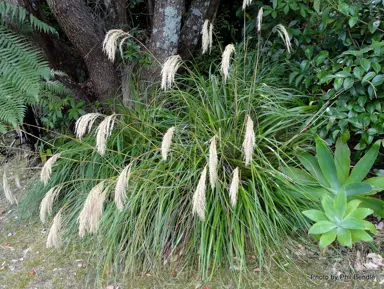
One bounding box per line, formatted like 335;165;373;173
0;1;57;35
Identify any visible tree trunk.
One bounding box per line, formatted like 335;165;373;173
141;0;185;85
46;0;119;100
178;0;220;59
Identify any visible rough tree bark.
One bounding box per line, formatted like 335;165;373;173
178;0;220;59
141;0;220;85
46;0;119;100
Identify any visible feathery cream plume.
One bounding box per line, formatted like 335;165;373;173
242;0;253;10
46;209;63;248
273;24;292;53
209;23;213;53
209;136;218;190
221;44;236;82
78;182;107;238
40;153;61;186
95;114;117;156
229;167;239;207
102;29;131;62
15;174;22;189
257;7;263;33
242;115;255;166
161;126;175;161
75;113;103;139
202;20;214;54
40;185;63;224
161;55;182;90
3;172;17;205
115;164;132;211
192;166;207;221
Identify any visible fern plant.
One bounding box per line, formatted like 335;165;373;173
0;1;58;133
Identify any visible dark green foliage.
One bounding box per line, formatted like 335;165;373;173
244;0;384;152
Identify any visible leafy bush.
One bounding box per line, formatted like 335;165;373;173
244;0;384;152
21;47;318;283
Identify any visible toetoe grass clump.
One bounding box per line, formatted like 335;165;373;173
20;46;318;284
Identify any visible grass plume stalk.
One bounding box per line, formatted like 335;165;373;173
20;44;317;285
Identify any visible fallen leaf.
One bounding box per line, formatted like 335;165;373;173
82;263;87;268
28;269;36;275
171;271;177;276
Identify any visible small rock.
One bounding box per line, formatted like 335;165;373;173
77;263;82;268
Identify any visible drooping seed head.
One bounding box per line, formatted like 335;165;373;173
273;24;292;53
75;113;103;140
2;172;17;205
40;154;61;186
161;126;175;161
161;55;182;90
115;164;132;211
78;182;107;238
242;115;255;166
95;114;117;156
103;29;131;62
40;185;63;224
221;44;236;82
192;166;207;221
202;20;214;54
46;209;63;249
229;167;240;207
209;136;218;190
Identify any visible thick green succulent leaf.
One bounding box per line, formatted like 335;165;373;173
319;229;337;248
333;191;347;220
315;137;340;189
350;229;373;242
309;221;337;234
302;186;331;199
297;152;330;187
345;208;373;220
282;167;317;185
353;196;384;218
337;228;352;247
322;195;337;221
303;209;328;222
341;217;366;229
334;138;350;185
345;140;380;184
345;199;362;216
364;176;384;192
362;220;376;234
342;182;373;197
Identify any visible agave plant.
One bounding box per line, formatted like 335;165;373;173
303;191;376;248
283;136;384;217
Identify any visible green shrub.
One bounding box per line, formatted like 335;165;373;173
244;0;384;153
